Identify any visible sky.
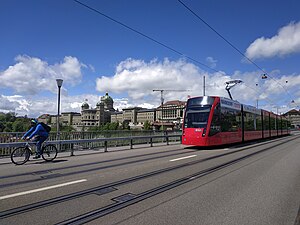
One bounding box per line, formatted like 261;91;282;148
1;0;300;118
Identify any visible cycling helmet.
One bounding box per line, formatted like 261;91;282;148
31;119;38;124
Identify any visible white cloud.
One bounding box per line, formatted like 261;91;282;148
0;55;85;95
245;21;300;60
95;58;300;112
229;70;300;112
96;58;230;106
0;95;21;111
206;57;217;68
0;93;136;118
2;58;300;117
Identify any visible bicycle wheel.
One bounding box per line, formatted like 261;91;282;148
11;147;30;165
42;144;58;161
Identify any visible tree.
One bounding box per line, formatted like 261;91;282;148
143;120;151;130
102;123;110;130
61;125;76;132
87;126;101;132
109;122;119;130
5;112;16;122
12;118;31;132
0;121;4;132
12;120;25;132
3;122;13;132
122;120;130;130
0;113;31;132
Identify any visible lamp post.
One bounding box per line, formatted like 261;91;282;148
56;79;63;142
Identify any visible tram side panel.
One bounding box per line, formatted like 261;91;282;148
216;99;243;145
270;113;278;137
262;110;270;139
242;105;263;141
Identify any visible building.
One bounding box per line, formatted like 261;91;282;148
154;100;186;130
283;109;300;128
122;107;144;124
61;112;81;127
110;100;186;130
137;109;156;124
111;111;124;124
40;93;115;131
37;114;51;124
81;92;115;128
38;93;186;131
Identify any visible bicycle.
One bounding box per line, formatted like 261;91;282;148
10;142;58;165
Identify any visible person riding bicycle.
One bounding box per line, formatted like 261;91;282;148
22;119;49;159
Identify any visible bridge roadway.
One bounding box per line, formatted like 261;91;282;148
1;132;300;225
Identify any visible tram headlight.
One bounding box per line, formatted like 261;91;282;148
202;128;207;137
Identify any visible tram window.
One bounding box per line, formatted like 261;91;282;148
220;108;241;132
209;103;221;136
270;116;276;130
282;119;288;129
187;97;215;107
257;115;262;130
244;112;262;131
184;107;210;128
264;115;270;130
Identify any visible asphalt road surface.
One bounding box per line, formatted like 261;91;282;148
1;133;300;225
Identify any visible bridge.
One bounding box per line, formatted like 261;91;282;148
1;131;300;225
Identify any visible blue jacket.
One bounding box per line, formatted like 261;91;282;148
22;124;49;139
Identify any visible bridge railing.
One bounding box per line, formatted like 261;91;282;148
0;131;182;156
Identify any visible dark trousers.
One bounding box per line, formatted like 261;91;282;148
34;136;48;155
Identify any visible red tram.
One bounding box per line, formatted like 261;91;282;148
182;96;290;147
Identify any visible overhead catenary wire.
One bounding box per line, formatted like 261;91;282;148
73;0;219;73
72;0;292;109
177;0;295;102
241;83;276;107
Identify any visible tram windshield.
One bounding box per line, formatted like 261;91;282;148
184;106;211;128
184;97;215;129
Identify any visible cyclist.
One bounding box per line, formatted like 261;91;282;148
22;119;49;159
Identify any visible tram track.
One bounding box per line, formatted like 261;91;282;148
57;135;300;225
0;135;295;189
0;134;299;221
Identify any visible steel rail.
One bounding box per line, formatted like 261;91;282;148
1;135;298;220
57;136;299;225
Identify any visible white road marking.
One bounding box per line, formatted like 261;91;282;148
170;155;197;162
0;179;87;200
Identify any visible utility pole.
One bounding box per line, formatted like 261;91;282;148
153;89;190;131
203;75;206;96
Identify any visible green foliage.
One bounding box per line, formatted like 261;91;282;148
109;122;119;130
87;126;101;131
122;120;130;130
87;122;120;131
61;125;76;132
4;122;13;132
51;124;76;132
0;113;31;132
143;120;151;130
0;121;5;132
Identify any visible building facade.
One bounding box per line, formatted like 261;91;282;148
39;92;186;131
61;112;81;127
110;100;186;130
81;92;115;128
283;109;300;128
37;114;51;124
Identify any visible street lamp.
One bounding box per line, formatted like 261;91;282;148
56;79;63;141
